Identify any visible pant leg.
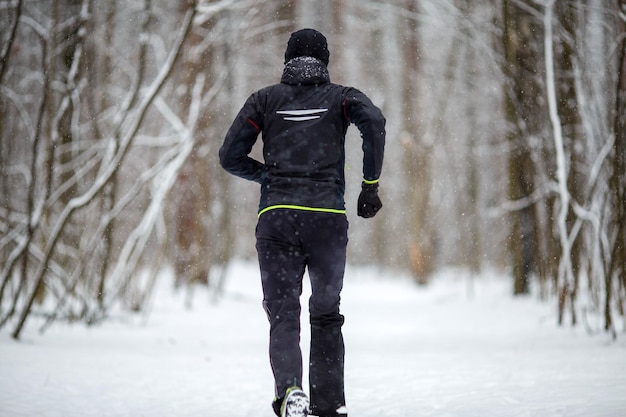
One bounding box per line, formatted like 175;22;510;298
256;210;306;399
302;213;349;414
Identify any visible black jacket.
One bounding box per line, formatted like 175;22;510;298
219;57;385;215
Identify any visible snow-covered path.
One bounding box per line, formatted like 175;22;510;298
1;263;625;417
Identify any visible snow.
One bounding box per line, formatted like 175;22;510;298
1;262;625;417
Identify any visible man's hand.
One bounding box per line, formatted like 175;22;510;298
357;181;382;218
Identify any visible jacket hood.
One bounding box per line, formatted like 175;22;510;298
281;56;330;86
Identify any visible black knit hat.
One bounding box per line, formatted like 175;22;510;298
284;28;329;66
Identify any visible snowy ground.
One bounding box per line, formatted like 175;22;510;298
1;262;625;417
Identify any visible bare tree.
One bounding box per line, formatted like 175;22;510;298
502;0;545;295
606;0;626;334
544;0;578;324
398;0;435;284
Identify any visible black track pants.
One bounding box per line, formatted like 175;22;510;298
256;209;348;414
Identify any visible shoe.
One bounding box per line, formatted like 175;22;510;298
336;406;348;417
281;386;309;417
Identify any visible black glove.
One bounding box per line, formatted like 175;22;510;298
357;181;382;218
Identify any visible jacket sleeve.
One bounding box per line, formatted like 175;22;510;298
343;88;386;182
219;93;266;184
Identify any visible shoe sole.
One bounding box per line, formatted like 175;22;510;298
282;389;309;417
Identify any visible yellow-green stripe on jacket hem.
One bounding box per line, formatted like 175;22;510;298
258;205;347;217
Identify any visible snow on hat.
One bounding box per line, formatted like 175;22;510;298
284;28;329;66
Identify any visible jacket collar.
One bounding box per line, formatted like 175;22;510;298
281;56;330;86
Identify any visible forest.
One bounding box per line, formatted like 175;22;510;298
0;0;624;340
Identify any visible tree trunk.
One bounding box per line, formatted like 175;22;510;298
398;0;433;284
607;0;626;332
502;0;543;295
